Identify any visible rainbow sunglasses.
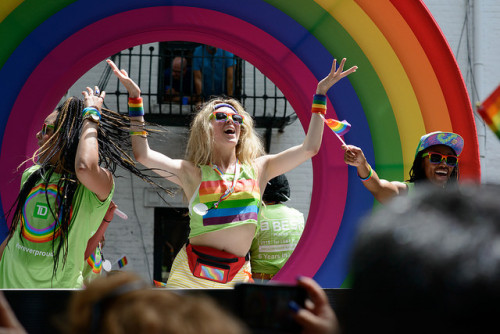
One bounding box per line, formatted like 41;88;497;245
210;103;244;124
41;123;55;136
422;152;458;167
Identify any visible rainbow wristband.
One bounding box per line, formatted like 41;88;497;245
128;97;144;117
358;165;373;182
129;131;148;137
312;94;327;115
82;107;101;120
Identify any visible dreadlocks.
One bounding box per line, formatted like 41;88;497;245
7;96;170;279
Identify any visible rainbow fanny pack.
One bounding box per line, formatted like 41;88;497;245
186;243;248;284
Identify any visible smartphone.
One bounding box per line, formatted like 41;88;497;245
234;282;307;333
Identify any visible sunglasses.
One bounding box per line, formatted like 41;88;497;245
422;152;458;167
41;123;55;136
210;111;244;124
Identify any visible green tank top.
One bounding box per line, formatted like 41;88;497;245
188;163;260;238
0;165;114;288
250;203;305;275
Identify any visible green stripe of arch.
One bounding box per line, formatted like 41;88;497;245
0;0;76;69
264;0;404;182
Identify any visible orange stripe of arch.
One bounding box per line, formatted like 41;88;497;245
355;0;453;132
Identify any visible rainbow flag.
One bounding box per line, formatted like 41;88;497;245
477;84;500;139
117;256;128;268
324;118;351;136
153;280;167;288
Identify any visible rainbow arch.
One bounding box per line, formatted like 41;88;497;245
0;0;480;287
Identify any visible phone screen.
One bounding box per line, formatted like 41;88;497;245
234;282;307;333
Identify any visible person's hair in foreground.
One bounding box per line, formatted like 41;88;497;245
345;183;500;333
63;272;248;334
6;97;166;277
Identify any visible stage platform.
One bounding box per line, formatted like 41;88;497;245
4;288;350;333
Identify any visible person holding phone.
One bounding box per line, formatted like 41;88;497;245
342;131;463;203
107;57;357;288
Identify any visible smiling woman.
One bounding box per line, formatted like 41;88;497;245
343;131;464;204
106;57;357;288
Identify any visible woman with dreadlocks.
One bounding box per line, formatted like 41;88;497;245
0;86;156;288
107;57;357;288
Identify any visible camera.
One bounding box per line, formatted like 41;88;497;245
234;282;307;333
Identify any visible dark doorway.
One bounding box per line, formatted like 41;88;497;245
153;207;190;282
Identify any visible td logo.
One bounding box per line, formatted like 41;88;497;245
33;202;49;219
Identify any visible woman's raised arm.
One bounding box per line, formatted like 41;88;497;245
257;58;357;185
106;60;198;190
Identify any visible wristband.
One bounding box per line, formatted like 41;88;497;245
312;94;327;115
358;165;373;182
128;97;144;117
129;131;148;137
82;107;101;123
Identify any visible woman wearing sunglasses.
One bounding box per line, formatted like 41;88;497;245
342;131;464;204
107;58;357;288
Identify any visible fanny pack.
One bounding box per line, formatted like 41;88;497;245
186;243;248;284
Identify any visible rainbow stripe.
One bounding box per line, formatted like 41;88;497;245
154;280;167;287
312;94;327;114
199;178;259;226
199;264;225;281
324;118;351;136
87;252;102;274
477;85;500;139
117;256;128;268
21;183;63;243
0;0;480;287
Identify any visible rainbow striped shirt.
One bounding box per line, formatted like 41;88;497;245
189;164;260;238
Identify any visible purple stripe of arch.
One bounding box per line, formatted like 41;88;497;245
0;1;375;286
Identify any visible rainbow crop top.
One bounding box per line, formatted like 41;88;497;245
188;163;261;238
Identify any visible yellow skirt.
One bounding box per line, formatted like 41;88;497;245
166;245;253;289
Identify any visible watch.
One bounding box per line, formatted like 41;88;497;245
83;112;100;123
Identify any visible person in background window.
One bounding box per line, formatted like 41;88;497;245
250;174;305;282
193;45;235;99
164;56;194;103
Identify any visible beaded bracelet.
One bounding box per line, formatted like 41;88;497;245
311;94;327;115
82;107;101;122
358;165;373;182
128;97;144;117
129;131;148;137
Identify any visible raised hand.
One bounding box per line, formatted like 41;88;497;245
82;86;105;110
316;58;357;95
106;59;141;98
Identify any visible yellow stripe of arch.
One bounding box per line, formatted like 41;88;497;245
0;0;23;23
315;0;426;176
